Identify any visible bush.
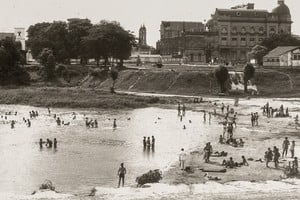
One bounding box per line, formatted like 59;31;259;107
89;68;107;78
55;65;66;76
147;97;160;104
0;65;30;85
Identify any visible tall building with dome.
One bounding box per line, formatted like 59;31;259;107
207;0;292;63
157;0;293;64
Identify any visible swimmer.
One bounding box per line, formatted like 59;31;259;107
113;119;117;129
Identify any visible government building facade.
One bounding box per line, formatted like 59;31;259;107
156;0;292;64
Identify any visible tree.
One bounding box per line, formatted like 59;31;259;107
82;20;136;68
110;69;119;93
27;21;69;63
27;22;52;58
66;18;92;63
243;63;255;93
0;38;30;85
260;34;300;51
215;65;229;93
248;45;268;66
38;48;56;79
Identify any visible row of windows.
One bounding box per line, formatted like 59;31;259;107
221;37;264;42
221;26;265;34
266;58;280;62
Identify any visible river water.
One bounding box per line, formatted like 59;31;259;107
0;97;300;200
0;104;221;198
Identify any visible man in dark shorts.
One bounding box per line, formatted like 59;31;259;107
117;163;126;187
282;137;290;157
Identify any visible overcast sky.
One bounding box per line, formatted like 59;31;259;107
0;0;298;46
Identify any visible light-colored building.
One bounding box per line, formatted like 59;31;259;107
0;28;26;50
263;46;300;67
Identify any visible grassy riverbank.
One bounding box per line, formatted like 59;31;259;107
0;87;177;109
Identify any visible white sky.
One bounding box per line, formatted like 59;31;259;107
0;0;298;46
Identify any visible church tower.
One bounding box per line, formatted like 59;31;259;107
139;24;147;46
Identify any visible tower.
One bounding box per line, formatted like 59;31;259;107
139;24;147;46
14;28;26;50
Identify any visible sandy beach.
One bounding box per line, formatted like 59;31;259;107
163;97;300;185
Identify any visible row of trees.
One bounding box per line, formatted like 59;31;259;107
27;19;136;67
214;63;255;93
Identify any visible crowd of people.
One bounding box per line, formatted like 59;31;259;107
263;102;290;118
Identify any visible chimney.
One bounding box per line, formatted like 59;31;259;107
247;3;254;9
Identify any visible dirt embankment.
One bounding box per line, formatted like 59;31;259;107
79;68;300;97
22;64;300;98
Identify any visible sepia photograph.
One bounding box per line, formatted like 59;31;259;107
0;0;300;199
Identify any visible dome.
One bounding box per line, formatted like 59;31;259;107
272;2;291;16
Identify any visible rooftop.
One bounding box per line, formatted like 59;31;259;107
264;46;300;58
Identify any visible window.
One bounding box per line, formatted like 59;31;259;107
259;38;264;41
232;27;237;34
250;38;255;41
232;38;237;41
270;27;276;34
259;27;264;34
241;38;246;41
221;37;227;41
221;27;228;34
241;27;246;34
294;54;300;60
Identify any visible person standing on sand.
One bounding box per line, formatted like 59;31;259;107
266;148;273;168
273;146;280;169
177;104;181;116
209;112;212;124
290;141;295;158
293;157;298;173
203;111;206;123
117;163;126;187
255;112;259;126
221;103;224;113
282;137;290;157
204;142;213;163
179;148;187;170
182;104;186;116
